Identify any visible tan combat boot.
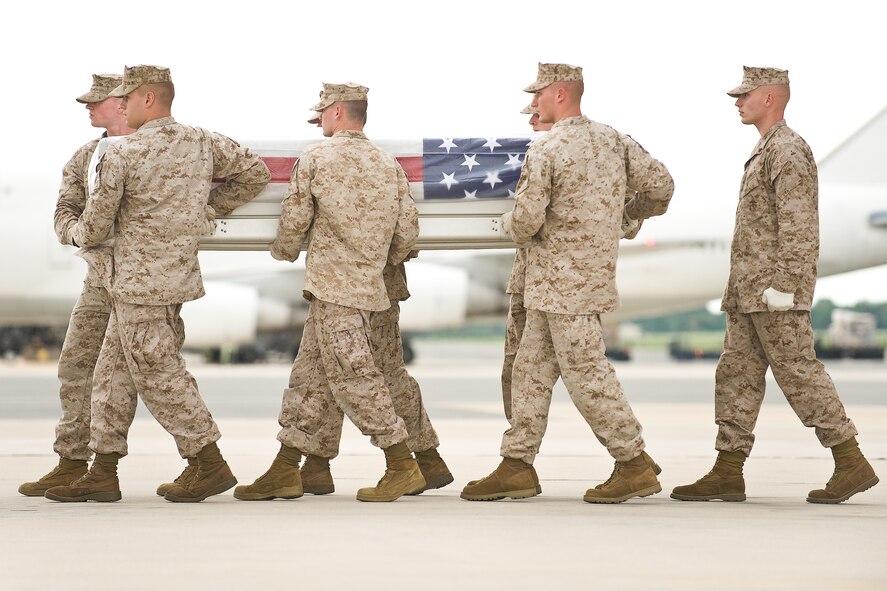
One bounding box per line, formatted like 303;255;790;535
156;457;198;496
301;455;334;495
406;447;454;495
584;452;662;504
356;442;426;502
44;453;122;503
807;437;879;504
461;457;539;501
670;451;746;502
593;450;662;492
234;444;304;501
164;442;237;503
642;451;663;476
18;457;88;497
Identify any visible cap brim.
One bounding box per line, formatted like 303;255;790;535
726;83;757;97
108;82;141;98
309;97;334;112
523;80;548;93
75;91;109;104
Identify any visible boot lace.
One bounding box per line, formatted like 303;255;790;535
598;463;621;488
174;465;198;484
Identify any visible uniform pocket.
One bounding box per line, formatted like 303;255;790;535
127;308;179;373
323;312;376;379
561;315;605;369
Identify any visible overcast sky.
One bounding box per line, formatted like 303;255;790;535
1;0;885;305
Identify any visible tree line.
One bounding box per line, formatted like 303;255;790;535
634;299;887;333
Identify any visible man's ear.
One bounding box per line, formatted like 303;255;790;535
143;90;156;108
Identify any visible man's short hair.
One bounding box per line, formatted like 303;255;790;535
341;100;368;125
560;80;584;100
145;81;176;106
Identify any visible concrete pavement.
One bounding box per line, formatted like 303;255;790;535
1;343;885;590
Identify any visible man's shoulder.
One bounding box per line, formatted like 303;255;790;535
536;118;619;153
299;140;329;160
765;124;814;160
70;138;101;159
769;123;809;147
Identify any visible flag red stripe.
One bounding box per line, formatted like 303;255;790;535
397;156;423;182
254;156;423;183
263;157;297;182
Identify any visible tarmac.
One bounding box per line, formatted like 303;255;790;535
1;342;885;591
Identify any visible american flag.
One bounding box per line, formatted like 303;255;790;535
249;137;533;202
420;137;532;200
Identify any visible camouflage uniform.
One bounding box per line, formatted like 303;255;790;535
292;262;440;458
500;115;674;464
501;249;527;423
272;129;419;454
716;120;857;455
67;116;270;458
51;138;112;460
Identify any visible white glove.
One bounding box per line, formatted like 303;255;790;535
501;211;513;235
762;287;794;311
201;218;217;236
620;211;642;239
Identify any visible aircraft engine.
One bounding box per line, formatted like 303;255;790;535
398;262;469;331
180;281;259;348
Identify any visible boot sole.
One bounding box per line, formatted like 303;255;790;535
233;486;304;501
806;475;880;504
460;487;539;501
44;491;122;503
405;472;455;496
583;482;662;504
165;476;238;503
302;485;335;495
670;492;747;502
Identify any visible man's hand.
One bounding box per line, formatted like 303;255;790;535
620;210;642;240
762;287;794;312
202;204;217;236
501;211;513;235
201;218;217;236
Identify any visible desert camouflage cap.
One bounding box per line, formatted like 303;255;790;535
307;111;321;125
727;66;790;97
76;74;123;104
523;62;583;93
109;65;173;97
520;102;537;115
310;82;369;111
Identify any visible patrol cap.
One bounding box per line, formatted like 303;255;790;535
76;74;123;104
520;102;537;115
727;66;789;97
523;62;583;93
307;111;321;124
109;65;173;97
310;82;369;111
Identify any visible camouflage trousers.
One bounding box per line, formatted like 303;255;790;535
54;279;111;460
89;301;221;458
715;310;857;455
277;299;409;455
294;301;439;458
500;309;645;464
501;293;527;424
